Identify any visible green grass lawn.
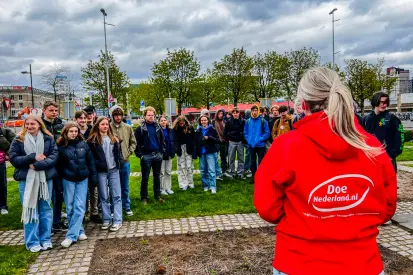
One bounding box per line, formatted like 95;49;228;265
397;147;413;162
129;155;200;173
1;156;253;230
0;246;38;275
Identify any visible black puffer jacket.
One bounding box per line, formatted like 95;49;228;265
175;125;195;156
88;139;123;172
9;134;58;181
42;117;64;141
81;125;92;140
193;126;220;158
57;138;97;183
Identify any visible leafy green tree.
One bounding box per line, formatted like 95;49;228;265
252;51;283;101
344;58;396;113
129;82;165;115
191;69;226;109
151;48;200;115
81;50;130;109
276;47;320;103
213;47;254;107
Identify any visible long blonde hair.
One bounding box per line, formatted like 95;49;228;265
17;115;53;142
297;67;382;158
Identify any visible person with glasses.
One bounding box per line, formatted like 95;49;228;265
362;92;404;172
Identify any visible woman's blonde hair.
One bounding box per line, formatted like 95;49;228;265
297;67;382;158
17;115;53;141
87;116;118;145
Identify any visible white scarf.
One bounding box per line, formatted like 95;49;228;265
22;131;48;224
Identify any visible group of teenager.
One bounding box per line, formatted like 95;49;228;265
0;66;406;275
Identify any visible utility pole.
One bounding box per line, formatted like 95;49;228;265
329;8;340;66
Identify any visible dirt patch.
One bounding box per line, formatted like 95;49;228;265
380;244;413;275
90;227;413;275
397;171;413;201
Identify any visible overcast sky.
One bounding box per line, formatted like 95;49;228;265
1;0;412;91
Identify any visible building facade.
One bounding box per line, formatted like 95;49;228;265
0;86;63;120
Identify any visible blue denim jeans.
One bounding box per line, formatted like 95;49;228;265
200;153;217;190
119;161;131;210
62;178;88;241
244;143;251;170
19;180;53;250
273;268;385;275
98;169;122;224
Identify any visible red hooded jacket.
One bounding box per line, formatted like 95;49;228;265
254;111;397;275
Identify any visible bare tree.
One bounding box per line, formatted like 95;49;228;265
41;64;72;102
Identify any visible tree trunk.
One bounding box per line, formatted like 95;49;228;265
178;103;182;115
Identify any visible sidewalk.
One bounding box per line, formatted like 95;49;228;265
1;201;413;275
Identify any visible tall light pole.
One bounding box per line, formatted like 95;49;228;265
100;8;114;111
329;8;340;67
21;64;34;108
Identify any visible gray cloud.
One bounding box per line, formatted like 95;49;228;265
0;0;412;89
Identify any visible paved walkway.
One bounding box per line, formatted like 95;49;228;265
0;202;412;275
1;162;412;274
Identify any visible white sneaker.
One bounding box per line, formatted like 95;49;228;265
61;212;67;219
125;209;133;216
181;186;188;191
216;176;223;181
188;184;194;189
61;239;73;248
78;234;88;241
211;189;217;194
160;190;168;195
384;220;392;225
41;242;53;251
101;223;111;230
110;224;122;232
204;187;209;192
0;209;8;215
166;189;174;195
29;245;42;253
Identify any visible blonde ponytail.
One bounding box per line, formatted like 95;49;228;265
297;67;382;158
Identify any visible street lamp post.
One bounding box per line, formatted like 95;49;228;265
21;64;34;108
100;8;113;111
329;8;340;66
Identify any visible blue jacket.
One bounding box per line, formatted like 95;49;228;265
244;117;270;148
9;134;58;181
57;138;97;183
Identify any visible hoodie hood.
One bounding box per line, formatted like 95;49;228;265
294;111;358;161
109;105;124;121
244;110;251;119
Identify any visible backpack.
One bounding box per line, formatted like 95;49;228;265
0;128;12;152
274;118;293;133
246;117;266;134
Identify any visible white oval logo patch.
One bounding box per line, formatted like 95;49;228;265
308;174;374;213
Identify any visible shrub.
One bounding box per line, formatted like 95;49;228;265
405;130;413;142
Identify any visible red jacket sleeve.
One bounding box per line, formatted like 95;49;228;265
254;137;294;224
381;155;397;223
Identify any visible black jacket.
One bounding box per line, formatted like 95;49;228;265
223;118;245;143
134;121;166;158
268;116;280;143
193;126;220;158
81;125;92;140
162;128;178;160
9;134;58;181
57;138;97;183
88;139;123;172
42;117;64;141
362;110;404;159
175;125;195;156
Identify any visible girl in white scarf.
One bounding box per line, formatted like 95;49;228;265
9;115;58;253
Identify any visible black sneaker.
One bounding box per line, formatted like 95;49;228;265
53;222;68;232
90;214;103;224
